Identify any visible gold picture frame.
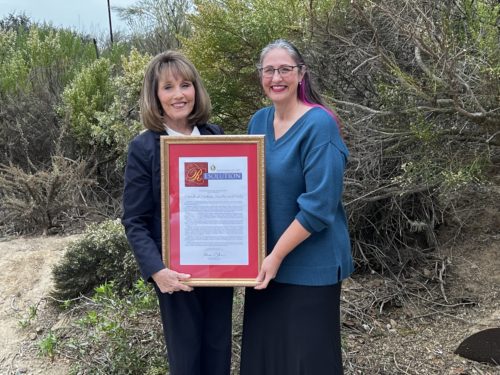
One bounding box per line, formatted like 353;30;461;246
160;135;266;286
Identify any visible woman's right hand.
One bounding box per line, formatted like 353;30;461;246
152;268;193;294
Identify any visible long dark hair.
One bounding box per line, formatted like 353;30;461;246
259;39;342;128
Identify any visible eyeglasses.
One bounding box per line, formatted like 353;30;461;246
258;65;302;78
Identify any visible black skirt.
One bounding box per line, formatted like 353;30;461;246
240;281;343;375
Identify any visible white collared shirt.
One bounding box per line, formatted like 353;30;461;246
165;125;200;136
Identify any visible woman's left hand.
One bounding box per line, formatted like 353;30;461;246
152;268;193;294
254;253;283;290
254;219;311;290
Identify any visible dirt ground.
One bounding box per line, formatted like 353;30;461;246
0;235;78;375
341;232;500;374
0;203;498;374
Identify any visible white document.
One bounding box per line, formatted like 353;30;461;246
178;157;249;265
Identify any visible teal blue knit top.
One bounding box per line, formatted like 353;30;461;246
248;106;354;285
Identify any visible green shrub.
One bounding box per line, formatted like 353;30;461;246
60;57;116;148
183;0;320;132
93;48;149;164
0;23;97;97
51;219;140;301
0;28;29;93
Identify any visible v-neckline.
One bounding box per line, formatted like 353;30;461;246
268;106;315;144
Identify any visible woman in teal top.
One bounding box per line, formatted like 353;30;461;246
240;39;353;375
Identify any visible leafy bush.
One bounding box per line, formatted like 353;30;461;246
0;28;30;93
93;48;149;164
0;21;98;175
57;49;148;209
51;219;140;301
59;48;150;157
59;57;116;148
114;0;192;55
183;0;324;132
0;23;97;98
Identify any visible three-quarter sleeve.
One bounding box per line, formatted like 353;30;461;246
296;139;347;233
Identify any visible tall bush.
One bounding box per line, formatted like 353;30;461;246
303;0;498;272
0;28;30;93
93;49;150;164
183;0;334;131
181;0;499;275
114;0;192;55
60;58;116;149
0;24;97;98
0;21;98;171
58;48;150;210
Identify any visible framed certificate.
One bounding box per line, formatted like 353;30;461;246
160;135;266;286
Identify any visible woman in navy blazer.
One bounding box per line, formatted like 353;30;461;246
122;51;233;375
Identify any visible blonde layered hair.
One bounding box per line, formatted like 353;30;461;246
140;51;211;132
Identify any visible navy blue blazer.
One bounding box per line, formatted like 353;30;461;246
122;124;224;281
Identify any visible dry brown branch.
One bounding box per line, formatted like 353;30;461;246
0;157;96;234
344;0;500;127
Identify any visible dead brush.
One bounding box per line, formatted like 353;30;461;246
0;156;95;234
